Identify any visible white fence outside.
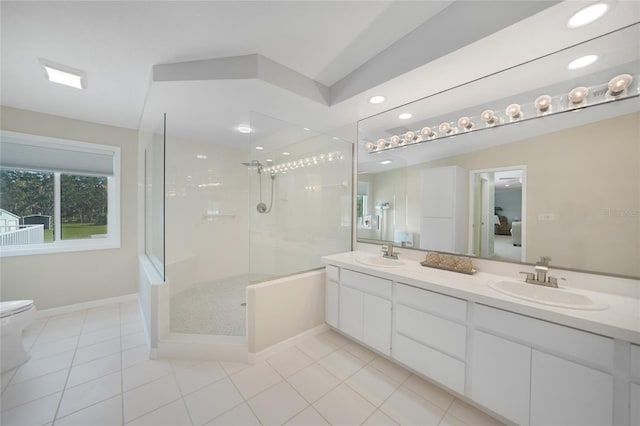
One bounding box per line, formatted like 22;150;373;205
0;225;45;246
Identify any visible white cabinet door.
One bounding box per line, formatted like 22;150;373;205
470;330;531;426
325;279;339;328
530;350;613;426
362;293;391;355
339;285;363;340
631;383;640;426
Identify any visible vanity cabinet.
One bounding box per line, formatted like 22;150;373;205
393;283;466;394
337;269;392;355
325;265;339;328
630;344;640;426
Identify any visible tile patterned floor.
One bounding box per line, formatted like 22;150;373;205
1;300;505;426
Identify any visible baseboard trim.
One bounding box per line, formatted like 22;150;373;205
248;323;329;364
35;293;139;319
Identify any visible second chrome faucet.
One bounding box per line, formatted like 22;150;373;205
521;256;558;288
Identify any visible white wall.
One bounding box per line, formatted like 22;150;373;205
0;106;138;309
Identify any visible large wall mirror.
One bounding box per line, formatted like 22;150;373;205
357;24;639;278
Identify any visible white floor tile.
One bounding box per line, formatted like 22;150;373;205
317;348;365;380
171;358;202;372
126;396;191;426
362;409;400;426
247;381;308;425
220;361;249;376
439;413;468;426
123;374;182;423
402;374;455;411
345;365;400;407
122;332;147;350
1;368;17;392
78;326;120;348
229;362;282;399
267;346;313;378
55;395;122;426
123;359;173;391
379;386;445;426
67;352;121;387
369;357;412;383
342;341;377;363
1;369;67;410
11;350;73;384
121;320;145;337
0;391;61;426
286;363;340;403
314;383;376;426
296;335;338;361
205;402;260;426
57;371;121;418
122;345;150;369
320;330;351;348
446;399;505;426
284;406;329;426
28;335;78;360
73;337;121;365
184;378;244;426
175;361;226;395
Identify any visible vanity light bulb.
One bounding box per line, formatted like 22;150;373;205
389;135;400;146
481;109;498;126
457;116;473;130
421;127;433;138
568;86;588;106
404;131;415;142
376;138;387;149
506;103;522;120
439;122;452;134
534;95;552;114
607;74;633;98
365;141;375;152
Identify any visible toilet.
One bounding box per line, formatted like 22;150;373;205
1;300;35;372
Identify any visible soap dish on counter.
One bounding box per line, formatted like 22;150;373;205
420;251;476;275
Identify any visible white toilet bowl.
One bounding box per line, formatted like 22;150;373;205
1;300;35;373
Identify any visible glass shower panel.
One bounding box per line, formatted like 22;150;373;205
248;112;353;280
144;114;166;279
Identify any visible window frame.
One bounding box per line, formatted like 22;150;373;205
0;131;120;257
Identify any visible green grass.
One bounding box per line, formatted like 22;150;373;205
43;223;107;241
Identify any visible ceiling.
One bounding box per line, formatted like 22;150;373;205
1;1;637;146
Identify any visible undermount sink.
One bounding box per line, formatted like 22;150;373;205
355;255;406;267
488;280;608;311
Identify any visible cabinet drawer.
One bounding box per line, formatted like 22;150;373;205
475;304;613;369
342;269;392;298
396;283;466;322
396;304;466;359
394;333;465;394
631;344;640;379
326;265;339;281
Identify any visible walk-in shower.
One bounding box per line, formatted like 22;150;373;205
241;160;275;214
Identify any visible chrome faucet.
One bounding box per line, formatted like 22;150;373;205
520;256;558;288
381;242;399;259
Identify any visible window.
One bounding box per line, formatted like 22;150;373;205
0;131;120;256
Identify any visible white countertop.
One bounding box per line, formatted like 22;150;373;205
322;251;640;345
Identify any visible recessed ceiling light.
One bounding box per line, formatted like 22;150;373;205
568;3;609;28
369;95;385;104
196;154;208;160
567;55;598;70
380;160;393;165
237;125;252;134
332;137;339;140
303;127;310;131
39;59;86;89
255;146;264;150
505;184;510;187
282;152;290;156
399;113;412;120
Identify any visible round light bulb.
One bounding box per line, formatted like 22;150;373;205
389;135;400;147
457;116;472;129
506;103;522;119
535;95;552;113
421;127;433;138
376;138;387;149
481;109;497;125
568;86;588;105
364;141;375;152
439;122;452;134
404;131;415;142
607;74;633;96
